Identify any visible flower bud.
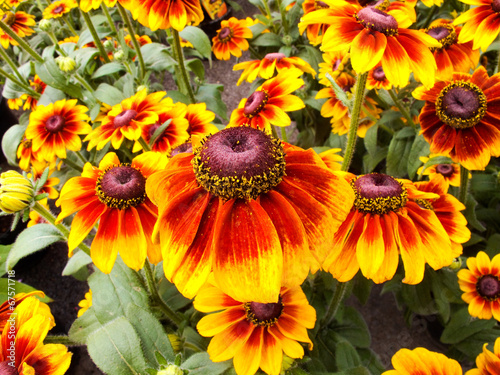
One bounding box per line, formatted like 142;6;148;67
157;365;183;375
113;49;126;62
281;34;293;46
0;170;34;214
39;19;53;32
103;39;115;52
448;257;462;270
136;85;147;93
55;56;76;73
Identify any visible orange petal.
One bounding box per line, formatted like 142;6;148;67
350;29;387;73
233;327;264;375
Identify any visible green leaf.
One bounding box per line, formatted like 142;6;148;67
72;47;99;75
87;317;148;375
332;306;371;348
407;133;430;179
386;127;415;177
35;57;83;100
186;58;205;81
298;46;323;73
37;86;66;106
357;348;384;375
2;123;27;166
195;84;228;120
149;119;172;147
0;245;12;277
95;83;126;106
325;73;351;110
362;146;387;174
141;43;177;71
363;123;379;158
6;224;65;270
62;250;92;276
179;26;212;61
182;352;232;375
335;341;362;370
441;307;496;344
464;194;487;232
453;328;500;358
0;278;52;303
68;307;102;344
92;62;125;79
252;33;283;47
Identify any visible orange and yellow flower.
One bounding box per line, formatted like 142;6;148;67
0;11;35;49
318;50;349;86
23;75;47;111
366;64;392;90
185;102;218;136
383;347;463;375
77;290;93;317
323;173;459;285
7;98;23;110
56;152;168;273
25;99;91;162
194;280;316;375
146;127;354;302
418;155;465;188
125;33;152;48
413;66;500;170
212;17;253;61
43;0;78;19
0;291;48;332
228;68;305;131
458;251;500;321
79;0;116;12
467;337;500;375
318;148;343;171
301;0;331;45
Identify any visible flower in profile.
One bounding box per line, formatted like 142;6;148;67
194;280;316;375
7;98;22;110
228;68;306;131
43;0;78;19
80;0;116;12
23;75;47;111
323;173;457;284
413;66;500;170
77;290;93;317
0;170;34;214
31;168;60;200
458;251;500;321
425;19;479;81
146;126;354;302
0;11;35;49
467;337;500;375
233;53;316;86
418;154;467;188
125;33;152;49
25;99;91;161
299;0;441;88
185;102;218;136
383;347;462;375
366;64;392;90
56;152;168;273
85;89;164;150
318;50;349;86
301;0;331;45
318;148;343;171
17;136;50;173
212;17;253;61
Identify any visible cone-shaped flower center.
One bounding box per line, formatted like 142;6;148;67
114;109;138;129
492;0;500;13
53;5;64;13
436;164;454;177
352;173;407;214
436;82;487;129
356;7;398;36
373;66;386;81
171;142;193;157
96;165;146;209
245;297;283;327
265;52;285;62
315;0;329;9
427;24;456;49
218;27;232;42
477;275;500;301
2;12;16;26
193;127;286;200
0;362;18;375
45;115;66;133
243;90;269;117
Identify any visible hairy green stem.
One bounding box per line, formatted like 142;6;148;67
0;47;25;82
80;10;111;63
0;67;40;98
320;280;350;328
44;335;82;346
62;14;78;36
117;3;146;82
275;0;289;35
74;73;96;94
138;136;152;151
389;89;416;128
458;165;470;204
101;4;120;41
280;126;288;143
171;29;196;103
63;157;84;173
0;20;44;62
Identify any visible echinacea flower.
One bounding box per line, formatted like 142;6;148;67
466;337;500;375
228;68;306;131
0;170;34;214
233;53;316;86
323;173;457;285
146;126;354;302
194;280;316;375
383;347;463;375
43;0;78;19
77;290;93;317
412;66;500;171
212;17;253;61
0;11;35;49
458;251;500;321
56;152;169;273
79;0;116;12
185;102;218;136
366;64;392;90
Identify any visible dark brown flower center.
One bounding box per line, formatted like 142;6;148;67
243;90;269;117
192;127;286;200
492;0;500;13
476;275;500;301
352;173;407;214
170;142;193;157
244;296;283;327
45;115;66;133
372;66;386;81
427;24;457;49
436;164;454;177
218;27;232;42
315;0;329;9
0;362;18;375
356;7;398;36
265;52;285;62
53;5;65;13
113;109;138;129
436;82;487;129
96;165;146;209
2;12;16;26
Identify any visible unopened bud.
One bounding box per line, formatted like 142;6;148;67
103;39;115;52
55;56;76;73
113;49;126;62
39;19;53;32
281;34;293;46
448;257;462;270
158;365;183;375
0;170;34;214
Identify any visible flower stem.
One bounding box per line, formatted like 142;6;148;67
143;261;183;327
170;29;196;104
0;67;40;98
341;71;368;172
275;0;289;35
74;73;96;94
101;4;120;41
0;47;25;82
388;89;416;128
62;14;78;36
280;126;288;143
320;280;350;328
117;3;146;82
63;157;84;173
458;165;469;204
75;150;88;165
138;136;151;151
0;20;44;63
44;335;82;346
80;10;111;63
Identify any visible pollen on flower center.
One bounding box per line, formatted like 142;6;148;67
243;90;269;118
492;0;500;13
96;165;146;209
352;173;407;214
427;24;457;49
356;7;398;36
476;275;500;301
192;127;286;201
244;297;283;327
315;0;329;9
113;109;138;129
45;115;66;133
436;164;454;177
435;82;487;129
265;52;285;62
373;66;386;81
218;27;233;42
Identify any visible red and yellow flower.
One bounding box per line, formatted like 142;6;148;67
0;291;48;332
366;64;392;90
301;0;331;45
28;198;50;227
466;337;500;375
0;11;35;49
212;17;253;61
319;148;343;171
56;152;169;273
194;280;316;375
185;102;218;136
418;155;466;188
383;347;463;375
125;33;152;49
146;126;354;302
79;0;116;12
318;51;349;86
458;251;500;321
228;68;305;131
42;0;78;19
413;66;500;171
23;75;47;111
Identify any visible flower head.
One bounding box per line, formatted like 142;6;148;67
0;170;34;214
318;50;349;86
383;347;462;375
366;64;392;90
466;337;500;375
185;102;218;136
77;290;93;317
79;0;116;12
418;154;467;188
43;0;78;19
301;0;332;45
23;75;47;111
0;11;35;49
212;17;253;61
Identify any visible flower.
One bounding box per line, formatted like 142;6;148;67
80;0;116;12
454;0;500;52
194;280;316;375
318;148;343;171
366;64;392;90
233;53;316;86
25;99;91;162
185;102;218;136
301;0;331;45
31;168;60;200
56;152;168;273
17;136;50;173
0;291;48;332
0;11;35;49
77;290;93;317
466;337;500;375
0;170;34;214
228;68;306;131
383;347;462;375
43;0;78;19
323;173;458;285
212;17;253;61
318;50;349;86
458;251;500;321
85;89;165;151
298;0;441;88
56;55;77;73
146;126;354;302
23;75;47;111
124;33;152;49
418;155;466;188
7;98;23;110
412;66;500;171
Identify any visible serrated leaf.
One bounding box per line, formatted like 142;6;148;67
2;123;27;166
0;278;52;303
92;62;125;79
335;341;362;370
62;250;92;276
182;352;232;375
179;26;212;61
441;307;496;344
95;83;126;106
386;127;415;177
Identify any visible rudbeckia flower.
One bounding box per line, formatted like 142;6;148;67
212;17;253;61
194;280;316;375
412;66;500;171
299;0;441;88
0;11;35;49
233;53;316;86
7;98;23;110
28;198;49;227
301;0;331;45
458;251;500;321
146;126;354;302
467;337;500;375
323;173;457;285
366;64;392;90
42;0;78;19
25;99;91;162
383;347;462;375
56;152;169;273
80;0;116;12
77;290;93;317
23;75;47;111
318;51;349;86
418;154;467;188
319;148;343;171
228;68;306;131
124;33;152;48
185;102;218;136
0;291;49;332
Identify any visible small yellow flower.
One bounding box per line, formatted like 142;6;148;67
0;170;34;214
77;290;93;317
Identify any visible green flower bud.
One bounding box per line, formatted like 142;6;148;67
448;257;462;270
158;365;183;375
39;19;53;32
103;39;115;52
55;56;77;73
114;49;126;62
281;34;293;46
0;171;34;214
